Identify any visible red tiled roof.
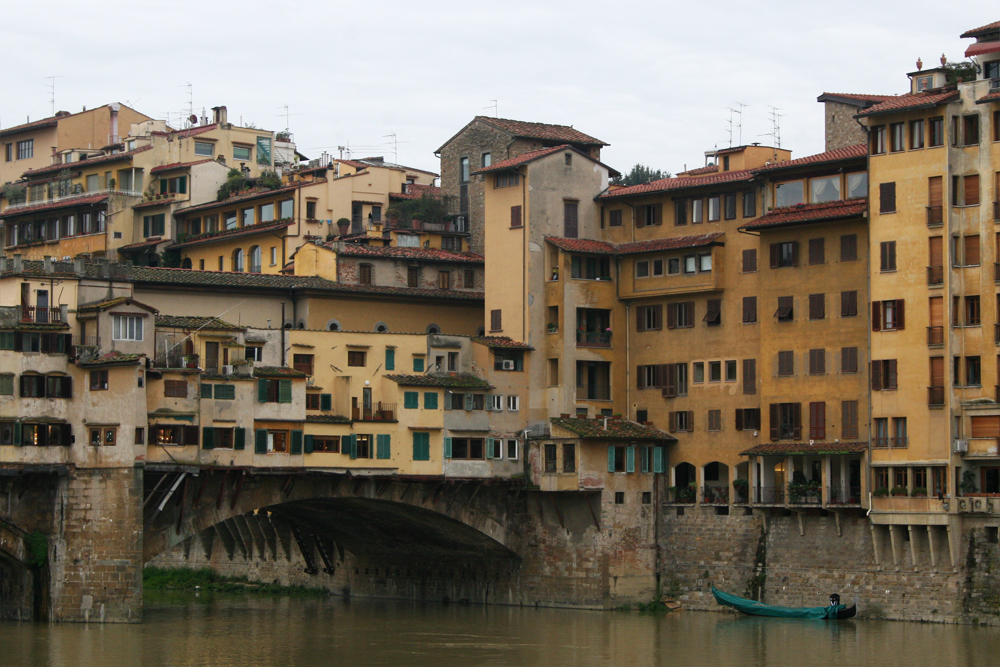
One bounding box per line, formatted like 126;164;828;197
389;184;442;200
550;417;673;441
22;146;153;177
176;184;301;215
333;244;483;264
472;145;568;174
118;238;165;252
0;194;109;219
480;116;606;146
751;143;867;173
965;40;1000;58
0;117;58;137
597;168;755;199
132;198;177;210
817;92;898;106
151;124;218;139
976;89;1000;105
80;351;145;367
617;233;724;255
471;336;534;350
740;198;867;230
742;442;867;456
150;159;214;174
856;89;959;117
336;159;369;170
543;237;617;255
961;20;1000;39
678;164;719;176
254;365;308;378
169;219;294;248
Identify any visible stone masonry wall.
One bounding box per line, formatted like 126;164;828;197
824;101;869;151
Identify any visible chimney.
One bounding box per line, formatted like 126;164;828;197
74;257;87;277
59;304;68;322
12;254;23;273
43;256;53;273
109;102;121;145
212;106;228;126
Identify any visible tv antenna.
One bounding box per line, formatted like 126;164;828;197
383;133;398;163
726;103;747;147
761;106;783;150
276;104;301;133
46;76;64;115
337;143;351;160
180;83;194;127
484;99;498;117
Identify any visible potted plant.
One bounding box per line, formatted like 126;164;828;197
385;207;400;226
600;327;612;344
873;486;890;498
733;478;749;501
547;323;558;333
960;470;977;496
336;217;351;236
911;486;928;497
890;485;908;497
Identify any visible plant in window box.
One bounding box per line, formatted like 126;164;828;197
547;323;558;333
733;478;749;501
890;485;908;497
873;486;889;498
911;486;928;497
336;217;351;235
960;470;978;495
600;327;612;343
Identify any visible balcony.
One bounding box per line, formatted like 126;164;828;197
827;486;862;506
927;265;944;285
788;483;822;505
576;330;612;348
754;486;784;504
351;402;396;422
701;486;729;505
21;306;63;324
928;386;946;406
926;205;943;226
668;485;697;504
153;353;200;370
927;326;943;346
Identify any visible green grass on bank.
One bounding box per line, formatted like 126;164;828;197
143;566;329;597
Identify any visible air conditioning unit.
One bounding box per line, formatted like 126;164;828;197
502;360;515;370
222;365;234;376
953;439;968;454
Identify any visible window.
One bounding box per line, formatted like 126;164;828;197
808;294;825;320
494;171;519;188
707;196;720;222
743;359;756;395
879;182;896;213
667;258;680;274
669;411;693;432
708;361;722;382
870;359;898;390
692;199;703;223
872;299;905;331
847;172;867;199
736;408;761;430
693;362;705;383
775;296;793;322
809;402;826;440
194;141;214;156
293;354;314;375
348;350;366;367
637;364;663;389
636;261;649;278
723;193;737;220
3;143;9;162
893;418;908;448
233;145;251;161
708;409;722;431
699;253;712;272
841;291;858;317
609;209;623;227
770;241;798;268
743;190;757;217
16;139;33;160
811;176;841;203
503;395;519;412
769;402;801;441
571;255;611;280
809;349;826;375
563;443;576;472
459;157;470;183
260;203;274;223
841;401;858;439
910;119;925;149
258;378;293;404
413;356;424;372
871;125;886;155
636;304;662;331
963;115;980;146
966;356;982;386
89;427;117;447
959;174;980;206
437;271;451;290
955;234;981;266
840;234;857;261
563;200;578;238
841;347;859;374
359;263;373;285
725;360;737;382
249;246;262;273
666;302;695;329
246;346;263;362
965;296;981;326
637;203;662;227
112;315;144;341
0;374;12;396
90;370;109;391
163;379;187;398
404;391;420;410
449;437;484;460
929;117;944;147
890;123;905;152
674;200;687;226
778;351;794;376
808;238;825;265
142;214;166;238
775;180;804;207
742;249;757;273
488;394;503;412
159;176;187;195
880;241;896;271
704;299;721;326
510;205;522;228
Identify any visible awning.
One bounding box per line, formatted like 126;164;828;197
966;41;1000;57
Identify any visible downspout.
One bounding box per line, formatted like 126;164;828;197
856;116;875;512
280;302;287;366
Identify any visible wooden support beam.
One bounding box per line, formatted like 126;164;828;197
833;510;842;537
256;510;278;561
907;525;920;570
311;531;336;574
281;475;296;499
926;525;939;570
192;471;211;509
215;470;230;510
231;514;255;560
549;495;565;529
174;474;190;535
796;511;805;536
288;521;318;575
242;512;267;561
214;520;238;560
888;525;902;568
229;471;246;510
142;473;170;510
445;482;466;514
197;527;215;561
869;523;883;567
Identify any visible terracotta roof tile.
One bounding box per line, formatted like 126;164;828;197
740;197;867;230
544;233;723;256
598;168;755;199
170;219;294;248
253;366;308;378
384;373;492;389
155;315;242;330
470;336;534;350
817;92;898;106
80;351;144;367
332;244;484;264
856;89;959;117
0;193;110;218
751;143;867;173
177;184;301;215
550;417;674;441
472;145;568;174
480;116;607;146
78;296;157;312
131;198;178;210
742;442;867;456
22;146;153;177
543;237;617;255
677;164;719;176
389;184;442;200
150;159;214;174
118;238;165;252
976;89;1000;104
306;414;352;423
961;20;1000;39
0;116;59;137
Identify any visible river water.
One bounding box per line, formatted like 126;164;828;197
0;593;997;667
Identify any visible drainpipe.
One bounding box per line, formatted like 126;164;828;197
855;118;875;511
520;166;527;343
280;302;287;366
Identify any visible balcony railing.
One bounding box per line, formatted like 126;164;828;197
827;486;862;505
702;486;729;505
927;326;944;346
926;205;943;226
153;353;200;369
668;485;697;504
927;265;944;285
3;188;141;212
754;486;784;504
71;335;100;348
21;306;63;323
351;402;396;422
576;331;612;348
788;485;822;505
928;386;946;406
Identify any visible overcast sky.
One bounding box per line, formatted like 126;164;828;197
0;1;992;177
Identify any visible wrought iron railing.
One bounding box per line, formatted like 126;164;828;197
927;265;943;285
927;326;943;346
926;205;943;226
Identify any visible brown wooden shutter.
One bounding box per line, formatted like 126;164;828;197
810;349;825;375
808;238;825;265
742;297;755;323
736;409;745;431
930;356;945;387
662;364;677;398
841;290;857;317
842;401;858;440
653;305;662;330
928;175;943;208
769;404;780;441
841;234;857;261
742;249;757;273
666;304;676;329
636;307;646;332
872;301;882;331
841;347;858;374
687;411;694;430
809;294;825;320
490;309;502;331
791;403;802;440
668;412;677;432
743;359;756;395
879;182;896;213
895;299;905;330
563;201;578;238
510;205;522;227
971;415;1000;438
637;366;646;389
965;234;981;265
965;174;980;206
886;359;898;390
929;296;943;326
770;243;780;268
655;364;664;387
871;360;883;390
653;203;663;226
810;402;826;440
790;241;799;266
929;235;943;267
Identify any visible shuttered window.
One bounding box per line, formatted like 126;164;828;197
490;309;502;332
809;402;826;440
412;432;430;461
840;234;857;261
841;347;858;374
879;182;896;213
841;401;859;440
809;349;826;375
880;241;896;271
563;200;578;238
808;294;825;320
970;416;1000;439
510;205;522;228
703;299;721;326
742;296;757;324
164;379;187;398
808;238;825;265
964;234;981;265
742;248;757;273
871;359;898;390
775;296;793;321
742;359;756;395
778;351;794;376
841;290;858;317
708;409;722;431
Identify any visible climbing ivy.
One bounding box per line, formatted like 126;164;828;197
26;531;47;568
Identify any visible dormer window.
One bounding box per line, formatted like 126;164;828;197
915;75;933;92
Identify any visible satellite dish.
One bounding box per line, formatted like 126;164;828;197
189;114;198;125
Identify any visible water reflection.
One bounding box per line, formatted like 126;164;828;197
0;593;996;667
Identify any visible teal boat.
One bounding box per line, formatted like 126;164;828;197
711;587;856;620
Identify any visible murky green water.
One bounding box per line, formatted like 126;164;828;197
0;592;997;667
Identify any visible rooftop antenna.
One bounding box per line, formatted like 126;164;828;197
337;143;351;159
46;76;64;115
180;83;194;127
276;104;301;133
383;133;398;163
484;99;498;117
726;103;747;147
761;106;783;153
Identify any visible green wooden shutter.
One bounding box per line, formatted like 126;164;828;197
413;357;424;372
0;332;14;350
258;378;269;402
607;446;616;472
278;380;292;404
13;422;22;447
412;432;430;461
385;348;395;371
290;429;303;455
255;429;268;454
349;434;357;459
653;446;665;473
424;392;438;409
202;426;215;450
626;445;636;473
304;434;314;454
143;216;150;237
200;383;212;398
404;392;419;409
179;176;187;194
641;447;650;473
486;437;495;459
159;179;167;195
320;393;332;411
377;434;390;459
443;437;452;458
464;394;474;411
234;428;245;450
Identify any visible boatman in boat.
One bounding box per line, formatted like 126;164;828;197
829;594;841;607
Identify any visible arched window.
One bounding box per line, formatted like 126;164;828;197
232;248;244;272
181;258;192;269
249;246;262;273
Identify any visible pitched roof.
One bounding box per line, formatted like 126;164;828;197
976;89;1000;105
741;442;868;456
306;414;352;423
855;88;959;117
176;184;301;215
118;238;165;252
550;417;674;441
384;373;492;389
544;233;723;256
131;198;177;211
751;143;867;173
79;351;144;367
961;20;1000;38
0;193;110;219
0;103;146;138
389;184;442;201
677;164;719;176
597;168;755;199
816;92;898;108
332;244;484;264
471;145;567;174
438;116;607;153
22;146;153;177
77;296;158;313
740;198;867;230
155;315;243;330
253;366;308;378
168;219;294;248
471;336;534;350
150;159;215;174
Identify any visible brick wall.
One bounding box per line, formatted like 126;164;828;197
824;101;869;151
